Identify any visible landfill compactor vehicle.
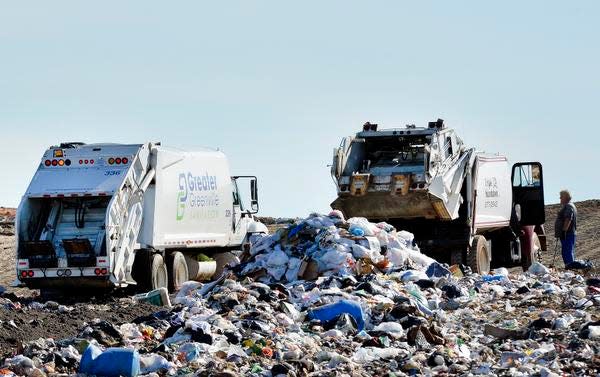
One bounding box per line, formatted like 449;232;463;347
15;142;267;291
331;120;547;274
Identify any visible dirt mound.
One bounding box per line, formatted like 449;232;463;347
0;294;159;358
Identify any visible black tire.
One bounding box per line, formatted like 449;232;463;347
468;235;490;274
167;251;189;292
150;253;168;291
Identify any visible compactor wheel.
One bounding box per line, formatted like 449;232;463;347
468;235;490;274
167;251;189;292
150;253;168;291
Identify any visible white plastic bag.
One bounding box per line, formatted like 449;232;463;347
386;247;408;266
373;322;405;338
528;261;550;275
348;217;378;236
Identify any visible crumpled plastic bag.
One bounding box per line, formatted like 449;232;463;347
528;261;550;276
265;248;289;280
348;217;379;236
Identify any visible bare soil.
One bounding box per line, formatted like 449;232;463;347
0;294;158;357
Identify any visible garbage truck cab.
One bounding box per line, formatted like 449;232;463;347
331;121;547;274
15;142;267;292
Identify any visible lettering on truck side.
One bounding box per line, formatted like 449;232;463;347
484;177;499;208
177;172;220;221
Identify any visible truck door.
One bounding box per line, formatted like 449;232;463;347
511;162;545;225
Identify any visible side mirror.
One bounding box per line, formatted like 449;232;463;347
250;178;259;213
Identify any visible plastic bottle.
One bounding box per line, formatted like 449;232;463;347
79;344;140;377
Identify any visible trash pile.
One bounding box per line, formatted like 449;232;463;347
240;212;436;283
1;213;600;376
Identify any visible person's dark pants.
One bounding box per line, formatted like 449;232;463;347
561;233;576;265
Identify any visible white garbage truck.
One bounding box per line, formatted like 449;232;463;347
15;142;267;291
331;120;547;274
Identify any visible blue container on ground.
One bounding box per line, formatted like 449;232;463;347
307;299;365;331
481;275;506;283
79;344;140;377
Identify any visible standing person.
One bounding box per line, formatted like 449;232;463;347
555;190;577;267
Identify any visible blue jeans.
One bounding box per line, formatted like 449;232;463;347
561;233;576;265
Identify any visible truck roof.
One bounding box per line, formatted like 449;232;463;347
28;143;227;198
357;127;438;138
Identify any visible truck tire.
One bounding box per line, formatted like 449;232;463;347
521;233;541;271
468;235;490;274
150;254;168;291
167;251;189;292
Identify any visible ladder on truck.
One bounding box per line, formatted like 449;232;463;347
106;143;156;287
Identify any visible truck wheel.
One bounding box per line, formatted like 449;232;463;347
167;251;189;292
468;235;490;274
522;233;541;271
150;254;168;291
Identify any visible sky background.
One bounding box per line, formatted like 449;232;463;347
1;1;598;217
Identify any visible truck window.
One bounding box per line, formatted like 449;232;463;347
513;164;541;187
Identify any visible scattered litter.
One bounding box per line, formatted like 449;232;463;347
1;212;599;375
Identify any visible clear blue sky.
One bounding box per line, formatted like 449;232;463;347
1;1;598;217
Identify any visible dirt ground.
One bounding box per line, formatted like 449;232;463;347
0;294;158;357
0;236;17;293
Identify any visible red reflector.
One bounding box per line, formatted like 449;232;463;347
51;160;58;166
44;160;51;166
18;262;27;266
94;268;101;275
122;157;129;164
101;268;108;275
21;271;27;277
98;259;106;263
43;194;51;198
115;157;122;164
79;160;83;164
90;159;94;164
27;270;34;277
85;159;89;164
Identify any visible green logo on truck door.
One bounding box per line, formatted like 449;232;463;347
177;172;220;220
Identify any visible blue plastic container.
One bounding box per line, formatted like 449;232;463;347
481;275;506;283
79;344;140;377
307;299;365;331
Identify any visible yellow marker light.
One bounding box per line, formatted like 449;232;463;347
53;149;64;158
